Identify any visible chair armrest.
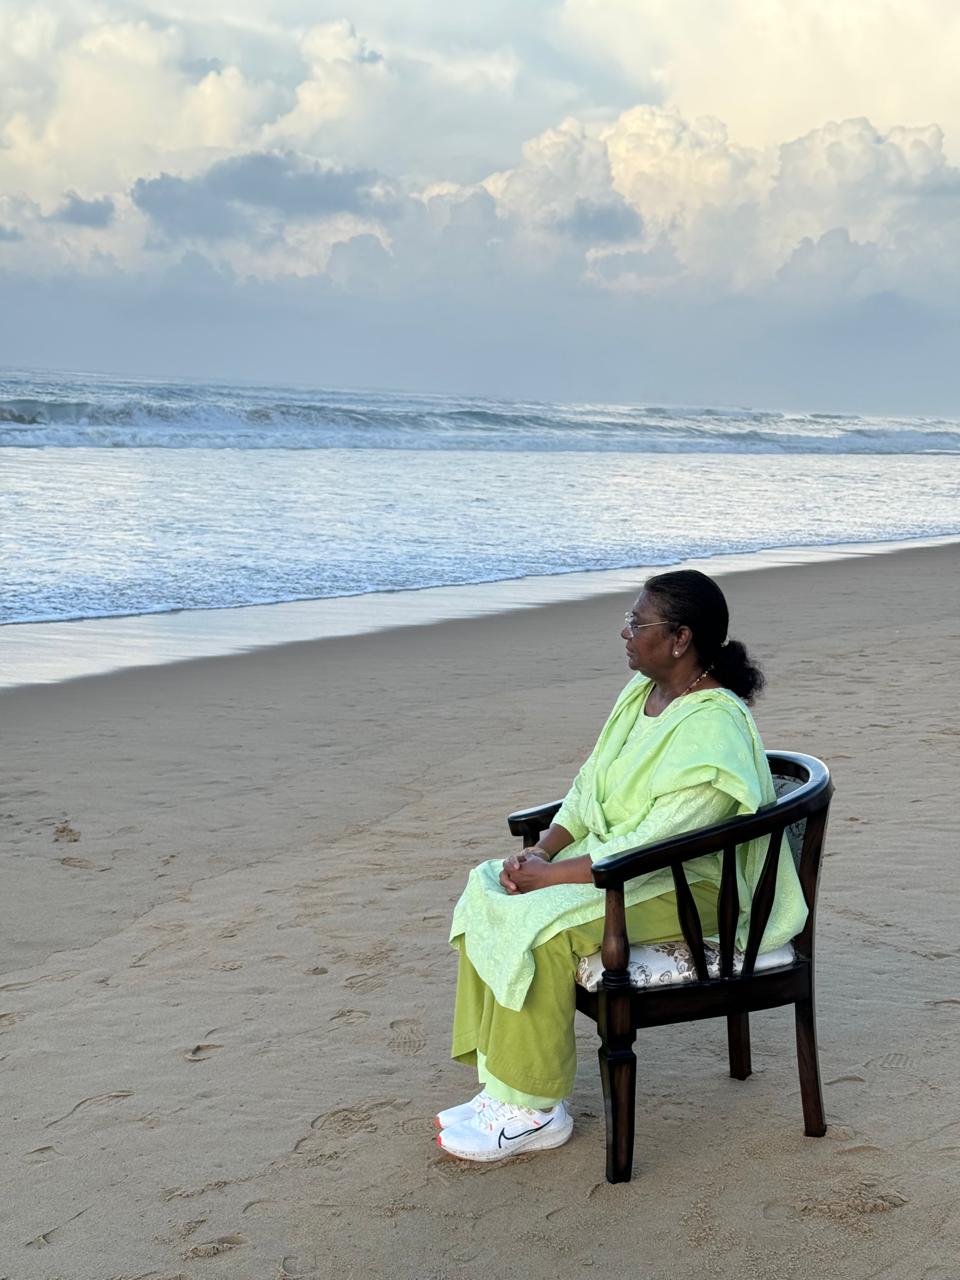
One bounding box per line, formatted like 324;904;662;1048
507;800;564;844
591;807;775;887
592;755;833;888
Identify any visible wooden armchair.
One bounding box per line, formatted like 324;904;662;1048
507;751;833;1183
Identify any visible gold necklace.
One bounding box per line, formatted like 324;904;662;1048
679;666;713;696
649;666;713;714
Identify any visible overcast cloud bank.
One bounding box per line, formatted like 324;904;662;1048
2;2;959;409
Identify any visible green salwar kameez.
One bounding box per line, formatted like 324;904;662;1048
448;676;809;1107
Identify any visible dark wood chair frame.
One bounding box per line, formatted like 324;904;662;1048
507;750;833;1183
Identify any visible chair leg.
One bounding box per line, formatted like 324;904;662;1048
727;1012;752;1080
795;996;827;1136
597;986;637;1183
598;1042;637;1183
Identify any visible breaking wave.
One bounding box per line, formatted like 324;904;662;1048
2;381;959;453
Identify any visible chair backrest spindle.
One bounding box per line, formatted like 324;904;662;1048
670;862;709;982
718;844;739;979
741;825;785;978
792;805;830;955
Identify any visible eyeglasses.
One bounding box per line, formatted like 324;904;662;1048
623;613;672;636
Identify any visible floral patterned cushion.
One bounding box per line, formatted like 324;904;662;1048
575;939;796;992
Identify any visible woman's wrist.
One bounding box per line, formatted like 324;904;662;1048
548;854;593;885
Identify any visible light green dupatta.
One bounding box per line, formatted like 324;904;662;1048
449;675;808;1011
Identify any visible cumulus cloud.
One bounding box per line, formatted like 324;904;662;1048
476;104;960;304
132;152;392;241
588;237;681;288
485;116;613;218
558;0;960;160
775;228;879;303
132;172;248;240
48;191;115;227
0;9;279;202
260;20;386;148
325;232;393;288
205;153;388;217
552;197;641;242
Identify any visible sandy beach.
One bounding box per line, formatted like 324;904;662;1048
1;541;959;1280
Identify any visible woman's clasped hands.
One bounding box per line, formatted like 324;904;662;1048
499;849;556;894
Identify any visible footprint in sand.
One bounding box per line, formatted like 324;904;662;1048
240;1199;275;1218
863;1052;912;1070
796;1183;907;1223
762;1200;801;1221
185;1233;246;1259
0;971;78;994
329;1008;369;1028
44;1090;134;1129
397;1116;436;1136
389;1017;426;1057
217;914;261;939
183;1043;223;1062
313;1106;378;1136
24;1207;89;1248
0;1012;21;1032
345;972;385;994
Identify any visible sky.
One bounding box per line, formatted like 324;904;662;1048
2;0;960;411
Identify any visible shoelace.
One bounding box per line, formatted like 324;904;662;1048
477;1099;549;1133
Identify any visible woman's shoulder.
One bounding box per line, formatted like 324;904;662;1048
686;685;752;713
666;687;760;741
651;688;768;800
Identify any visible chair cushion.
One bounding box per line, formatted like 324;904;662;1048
575;940;796;993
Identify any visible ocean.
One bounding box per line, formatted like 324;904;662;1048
2;367;960;629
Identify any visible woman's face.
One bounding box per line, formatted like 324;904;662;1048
620;591;676;675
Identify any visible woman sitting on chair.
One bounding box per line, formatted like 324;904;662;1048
438;569;808;1162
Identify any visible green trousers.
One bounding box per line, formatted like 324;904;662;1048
451;885;719;1105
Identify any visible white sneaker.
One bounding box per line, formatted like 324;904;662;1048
435;1089;492;1131
437;1099;573;1162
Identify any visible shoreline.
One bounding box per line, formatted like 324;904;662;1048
3;530;959;691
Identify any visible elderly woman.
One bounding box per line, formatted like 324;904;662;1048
437;569;808;1162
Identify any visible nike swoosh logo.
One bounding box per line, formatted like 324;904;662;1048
498;1116;554;1148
